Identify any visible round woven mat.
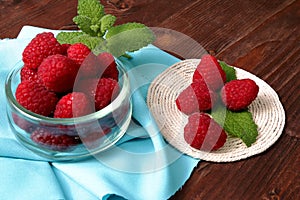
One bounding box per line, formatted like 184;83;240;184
147;59;285;162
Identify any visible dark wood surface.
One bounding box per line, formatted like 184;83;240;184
1;0;299;199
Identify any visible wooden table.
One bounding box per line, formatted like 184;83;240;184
1;0;299;199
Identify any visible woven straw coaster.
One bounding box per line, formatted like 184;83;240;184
147;59;285;162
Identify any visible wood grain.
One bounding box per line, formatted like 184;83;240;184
0;0;299;199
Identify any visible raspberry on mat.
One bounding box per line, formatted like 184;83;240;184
184;113;227;151
176;81;217;115
221;78;259;111
193;54;226;91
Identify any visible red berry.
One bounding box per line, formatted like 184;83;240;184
68;43;102;78
221;78;259;111
54;92;94;118
30;128;80;151
74;78;99;99
12;113;37;133
94;78;120;111
15;80;58;116
184;113;227;151
79;53;101;78
193;54;226;91
67;43;104;79
176;81;217;115
97;52;119;81
37;54;80;93
22;32;63;70
61;43;71;55
80;127;111;149
20;65;39;83
67;43;91;65
74;78;120;111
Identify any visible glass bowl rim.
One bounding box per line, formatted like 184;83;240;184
5;59;131;125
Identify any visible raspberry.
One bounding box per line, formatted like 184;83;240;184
184;113;227;151
67;43;104;79
20;65;39;83
176;81;217;115
221;78;259;111
30;128;81;151
15;80;58;116
54;92;94;118
37;54;80;93
67;43;91;65
22;32;63;70
74;78;119;110
61;43;71;55
74;78;99;99
80;127;111;149
97;52;119;81
94;78;120;111
12;113;37;133
193;54;226;91
78;53;101;78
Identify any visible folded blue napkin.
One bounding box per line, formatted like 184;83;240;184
0;26;199;200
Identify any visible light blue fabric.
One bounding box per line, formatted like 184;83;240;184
0;157;65;199
0;26;199;200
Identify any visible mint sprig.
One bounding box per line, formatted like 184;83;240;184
104;23;155;57
209;62;258;147
56;32;105;50
77;0;105;26
56;0;155;57
219;61;237;82
100;14;116;35
211;105;258;147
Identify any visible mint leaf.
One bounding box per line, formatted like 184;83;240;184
73;15;96;36
57;1;155;57
56;32;104;50
70;34;105;50
76;0;106;37
211;105;258;147
56;32;85;44
219;61;237;82
90;24;101;35
105;22;155;57
106;22;147;38
100;14;116;34
77;0;104;23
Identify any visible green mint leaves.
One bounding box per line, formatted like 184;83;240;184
57;32;105;50
211;105;258;147
211;61;258;147
100;14;116;35
103;23;155;57
77;0;104;20
219;61;237;82
56;0;155;57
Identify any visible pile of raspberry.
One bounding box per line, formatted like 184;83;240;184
15;32;120;151
176;54;259;151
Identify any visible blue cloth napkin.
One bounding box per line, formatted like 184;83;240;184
0;26;199;200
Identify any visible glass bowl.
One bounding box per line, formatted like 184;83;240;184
5;60;132;161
